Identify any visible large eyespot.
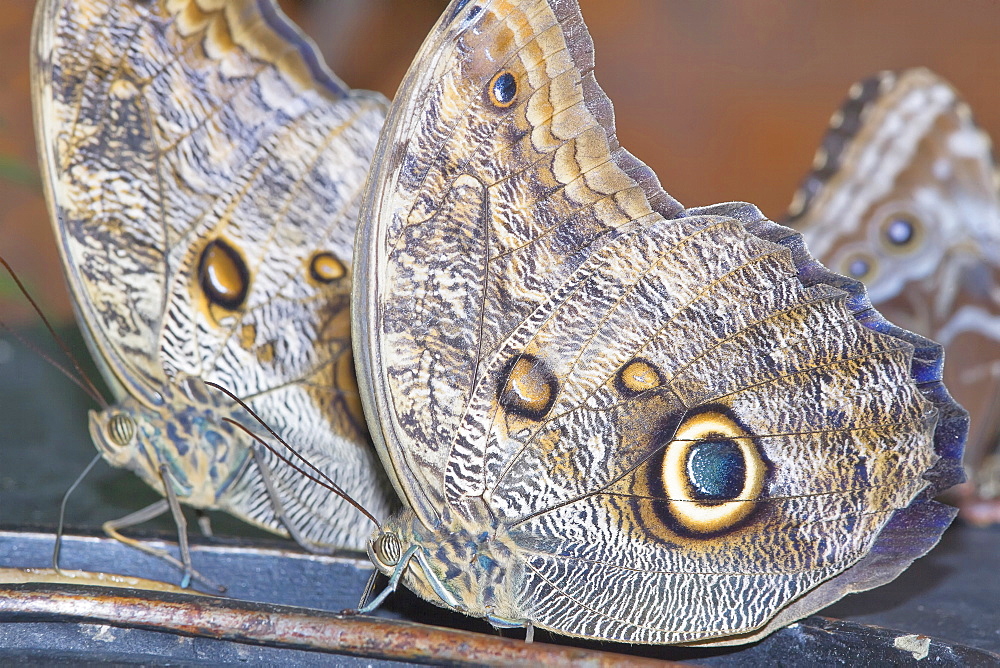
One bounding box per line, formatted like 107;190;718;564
881;213;921;251
105;412;136;448
497;354;557;420
309;251;346;284
687;440;745;500
371;533;402;568
198;238;249;310
488;71;517;108
661;410;766;535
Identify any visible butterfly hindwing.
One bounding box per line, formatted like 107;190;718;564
787;68;1000;513
357;0;964;644
34;0;393;551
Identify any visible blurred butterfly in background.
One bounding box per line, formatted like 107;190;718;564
786;68;1000;524
31;0;394;582
352;0;966;646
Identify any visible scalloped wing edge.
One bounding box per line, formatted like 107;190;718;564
685;200;966;646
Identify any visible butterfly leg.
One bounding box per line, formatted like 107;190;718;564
195;510;213;538
53;452;102;574
102;500;185;576
487;616;535;643
162;467;195;589
251;446;335;554
101;470;222;591
355;545;420;613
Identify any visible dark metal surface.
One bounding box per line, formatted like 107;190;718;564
0;530;371;611
824;520;1000;655
1;529;998;665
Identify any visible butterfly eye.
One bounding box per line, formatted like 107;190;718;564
309;251;347;284
882;214;920;250
661;410;766;535
488;71;518;108
105;412;136;448
198;238;249;310
372;533;402;568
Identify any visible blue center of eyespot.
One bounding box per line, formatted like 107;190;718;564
886;217;914;245
848;257;870;278
492;72;517;105
686;439;744;501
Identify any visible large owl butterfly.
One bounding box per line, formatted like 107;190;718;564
352;0;966;646
31;0;395;577
786;68;1000;524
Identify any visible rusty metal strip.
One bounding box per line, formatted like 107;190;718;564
0;583;682;667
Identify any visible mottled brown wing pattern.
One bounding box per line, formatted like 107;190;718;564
33;0;393;551
786;69;1000;517
356;0;963;645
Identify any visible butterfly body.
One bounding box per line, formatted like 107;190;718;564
91;376;270;511
354;0;965;644
34;0;394;552
372;508;525;623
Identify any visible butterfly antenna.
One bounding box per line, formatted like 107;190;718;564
0;257;108;408
53;452;103;573
206;381;381;530
0;320;105;406
222;417;381;530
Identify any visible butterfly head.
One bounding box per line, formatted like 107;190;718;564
88;384;251;507
367;513;443;607
88;405;180;497
89;407;141;472
368;510;425;579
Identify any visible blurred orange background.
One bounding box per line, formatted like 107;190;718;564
2;0;999;326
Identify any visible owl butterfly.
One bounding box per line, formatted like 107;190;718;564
352;0;966;646
786;68;1000;524
31;0;394;576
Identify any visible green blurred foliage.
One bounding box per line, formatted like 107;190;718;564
0;153;40;189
